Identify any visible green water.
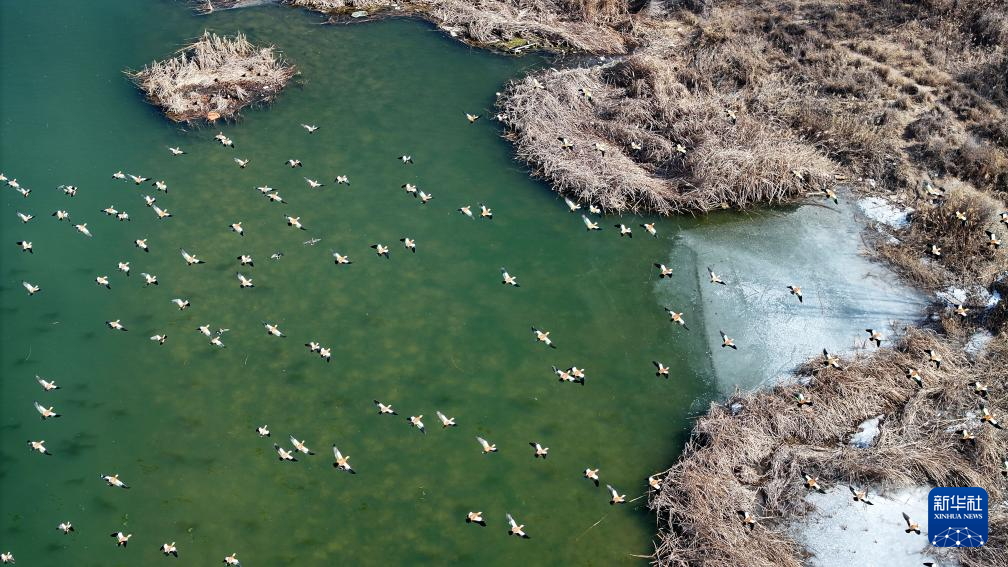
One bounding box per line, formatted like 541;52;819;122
0;2;715;565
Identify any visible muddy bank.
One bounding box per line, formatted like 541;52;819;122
128;30;296;123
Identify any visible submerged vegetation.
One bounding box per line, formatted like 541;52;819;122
129;31;296;122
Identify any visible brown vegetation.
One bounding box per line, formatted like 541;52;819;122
283;0;639;54
651;327;1007;567
498;0;1008;213
875;184;1008;291
128;31;296;123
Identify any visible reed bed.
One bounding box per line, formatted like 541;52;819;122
128;31;296;123
874;184;1008;292
498;53;837;214
284;0;636;54
497;0;1008;213
651;327;1007;567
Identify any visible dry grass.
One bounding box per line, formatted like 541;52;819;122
874;184;1008;291
497;51;838;213
497;0;1008;212
128;31;296;123
284;0;638;54
651;327;1007;567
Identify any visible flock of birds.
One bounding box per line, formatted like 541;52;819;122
7;109;1006;563
2;113;696;564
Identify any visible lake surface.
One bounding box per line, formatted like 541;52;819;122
0;2;930;565
0;2;712;565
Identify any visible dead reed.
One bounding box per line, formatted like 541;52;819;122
128;31;296;123
285;0;636;54
651;327;1007;567
497;0;1008;213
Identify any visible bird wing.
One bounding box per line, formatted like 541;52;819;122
902;512;911;525
477;436;489;449
507;513;517;527
436;410;448;423
34;401;45;413
333;445;343;460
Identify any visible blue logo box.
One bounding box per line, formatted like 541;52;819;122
928;487;988;547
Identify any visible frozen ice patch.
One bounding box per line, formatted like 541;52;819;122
858;197;911;229
790;485;949;566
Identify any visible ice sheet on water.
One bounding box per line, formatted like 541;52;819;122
790;486;950;566
659;200;928;392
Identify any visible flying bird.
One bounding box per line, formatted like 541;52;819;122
27;440;51;455
903;512;921;534
274;444;298;462
532;327;557;348
436;411;456;428
501;267;519;286
787;285;803;303
110;532;131;547
719;330;737;349
606;484;626;505
332;445;355;473
477;436;497;453
100;473;129;489
849;486;874;505
865;328;883;347
408;415;426;434
506;513;529;538
180;249;204;265
653;361;670;378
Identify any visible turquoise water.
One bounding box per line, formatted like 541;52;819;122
0;2;715;565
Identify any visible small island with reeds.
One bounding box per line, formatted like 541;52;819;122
128;30;296;123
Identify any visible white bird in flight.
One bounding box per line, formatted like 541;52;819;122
180;249;204;265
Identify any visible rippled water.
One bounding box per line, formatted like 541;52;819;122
0;2;712;565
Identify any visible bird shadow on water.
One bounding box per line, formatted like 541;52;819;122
57;432;100;458
161;448;216;469
90;495;120;514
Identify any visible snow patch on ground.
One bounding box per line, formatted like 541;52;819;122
858;196;912;229
849;415;883;448
936;286;1000;311
789;485;951;566
965;330;994;359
